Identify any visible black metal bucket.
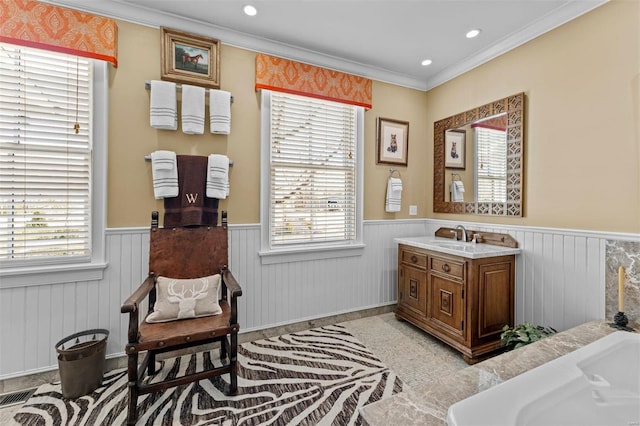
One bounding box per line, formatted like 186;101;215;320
55;329;109;399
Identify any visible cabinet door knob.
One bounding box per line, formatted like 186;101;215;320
411;255;418;263
442;263;451;273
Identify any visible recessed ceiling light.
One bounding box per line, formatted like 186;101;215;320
243;5;257;16
466;29;481;39
421;59;432;66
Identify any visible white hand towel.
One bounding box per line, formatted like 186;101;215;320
181;84;205;134
150;80;177;130
206;154;229;199
451;180;465;202
209;90;231;134
150;150;178;199
385;177;402;213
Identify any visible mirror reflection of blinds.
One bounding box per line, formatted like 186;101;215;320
475;126;507;203
0;43;92;262
270;92;356;245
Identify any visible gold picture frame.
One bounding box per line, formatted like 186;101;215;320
161;27;220;89
376;117;409;166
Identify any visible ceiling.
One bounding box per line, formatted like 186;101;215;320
46;0;607;90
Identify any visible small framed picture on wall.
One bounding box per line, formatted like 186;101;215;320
445;129;466;169
376;117;409;166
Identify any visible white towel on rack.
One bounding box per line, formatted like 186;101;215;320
209;90;231;134
206;154;229;199
451;180;465;202
385;177;403;213
150;150;178;199
150;80;177;130
181;84;205;134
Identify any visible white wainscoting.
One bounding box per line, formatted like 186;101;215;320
1;219;638;379
0;220;427;379
0;228;152;380
425;220;640;330
226;220;428;331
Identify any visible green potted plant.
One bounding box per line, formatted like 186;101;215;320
500;323;557;351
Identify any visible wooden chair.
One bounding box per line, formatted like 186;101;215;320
120;212;242;425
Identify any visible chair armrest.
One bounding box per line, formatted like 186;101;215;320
222;269;243;299
121;276;155;314
222;268;242;325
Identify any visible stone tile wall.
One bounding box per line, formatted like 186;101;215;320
605;240;640;330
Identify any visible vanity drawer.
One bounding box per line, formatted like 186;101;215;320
401;248;427;268
430;257;464;279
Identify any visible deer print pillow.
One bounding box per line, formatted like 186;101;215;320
146;274;222;323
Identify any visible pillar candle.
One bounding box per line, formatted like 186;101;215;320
618;266;625;312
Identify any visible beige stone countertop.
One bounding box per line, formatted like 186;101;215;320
360;320;625;426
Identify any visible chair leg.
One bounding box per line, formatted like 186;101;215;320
219;336;228;361
148;351;156;376
227;332;238;395
126;352;139;425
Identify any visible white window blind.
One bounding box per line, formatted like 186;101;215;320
0;43;92;264
269;92;357;246
475;126;507;202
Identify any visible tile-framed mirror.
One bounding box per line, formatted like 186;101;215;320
433;92;525;216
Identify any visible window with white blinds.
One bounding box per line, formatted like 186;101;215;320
266;91;360;248
0;43;92;264
475;126;507;202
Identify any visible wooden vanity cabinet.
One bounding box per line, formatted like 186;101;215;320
396;244;515;364
398;247;428;317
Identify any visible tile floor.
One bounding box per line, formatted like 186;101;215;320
0;311;468;424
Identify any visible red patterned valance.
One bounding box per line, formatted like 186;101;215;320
255;53;372;109
471;114;507;131
0;0;118;66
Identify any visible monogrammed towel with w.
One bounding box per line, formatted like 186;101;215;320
163;155;218;227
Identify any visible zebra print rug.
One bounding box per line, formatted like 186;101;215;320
13;325;404;425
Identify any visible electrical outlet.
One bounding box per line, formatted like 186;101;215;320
409;205;417;215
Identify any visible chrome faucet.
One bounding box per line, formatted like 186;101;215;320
453;225;467;242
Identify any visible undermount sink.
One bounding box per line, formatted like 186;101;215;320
393;236;521;259
427;241;470;249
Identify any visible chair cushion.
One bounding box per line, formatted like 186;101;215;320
146;275;222;323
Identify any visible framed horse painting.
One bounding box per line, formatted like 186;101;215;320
161;27;220;89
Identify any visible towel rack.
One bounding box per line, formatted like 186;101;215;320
389;168;401;178
145;154;233;167
451;173;462;181
144;81;233;103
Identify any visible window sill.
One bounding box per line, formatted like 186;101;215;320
258;243;365;265
0;261;108;289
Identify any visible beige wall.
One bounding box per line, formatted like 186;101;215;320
108;0;638;232
426;0;640;233
108;22;262;227
106;21;429;227
364;82;429;220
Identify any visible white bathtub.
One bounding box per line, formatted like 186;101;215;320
446;331;640;426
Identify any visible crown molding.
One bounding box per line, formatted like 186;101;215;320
38;0;428;89
40;0;608;92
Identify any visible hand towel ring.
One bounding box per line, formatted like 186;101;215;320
389;168;401;178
